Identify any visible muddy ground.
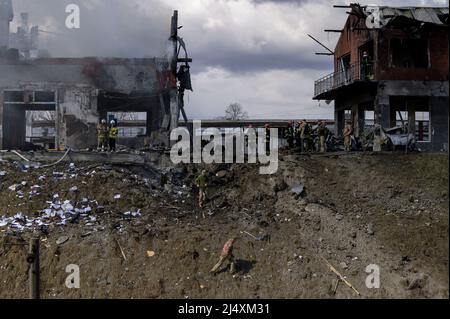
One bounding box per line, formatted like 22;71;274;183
0;152;448;299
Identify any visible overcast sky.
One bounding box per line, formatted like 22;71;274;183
9;0;449;119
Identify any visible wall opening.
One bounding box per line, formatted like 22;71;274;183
364;110;375;128
359;40;375;79
390;38;429;68
28;110;56;149
2;90;56;150
415;111;430;142
106;112;147;138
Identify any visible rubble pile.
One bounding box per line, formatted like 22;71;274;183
0;160;193;235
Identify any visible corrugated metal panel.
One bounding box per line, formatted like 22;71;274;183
380;7;448;26
411;8;446;24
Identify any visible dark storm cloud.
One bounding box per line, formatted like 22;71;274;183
194;47;331;74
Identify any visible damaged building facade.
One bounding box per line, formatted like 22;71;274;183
0;7;191;151
313;5;449;151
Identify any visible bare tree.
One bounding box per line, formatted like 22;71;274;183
224;103;248;120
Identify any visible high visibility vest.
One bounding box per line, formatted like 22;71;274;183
109;127;118;138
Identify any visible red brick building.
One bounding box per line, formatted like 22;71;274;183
314;4;449;151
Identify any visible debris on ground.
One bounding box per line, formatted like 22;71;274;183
0;153;448;298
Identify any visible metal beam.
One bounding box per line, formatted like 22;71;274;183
307;34;334;54
177;58;193;63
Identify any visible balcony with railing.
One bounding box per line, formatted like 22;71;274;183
313;61;376;100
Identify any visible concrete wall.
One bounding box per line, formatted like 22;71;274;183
57;86;99;150
0;58;173;94
429;96;449;152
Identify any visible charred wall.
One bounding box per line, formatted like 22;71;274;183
0;57;179;150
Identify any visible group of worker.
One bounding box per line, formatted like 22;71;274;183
96;119;119;152
283;120;329;153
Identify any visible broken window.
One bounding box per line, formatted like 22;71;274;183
364;110;375;128
34;91;55;103
415;111;430;142
28;110;56;149
344;110;352;121
390;38;429;68
3;90;57;150
108;112;147;137
4;90;24;102
396;111;408;128
337;54;351;85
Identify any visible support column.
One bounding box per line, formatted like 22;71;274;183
375;94;390;128
358;104;365;138
407;103;415;135
56;105;64;150
389;106;397;128
373;93;390;152
335;108;344;137
352;104;365;138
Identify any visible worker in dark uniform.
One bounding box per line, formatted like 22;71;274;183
299;120;311;152
317;121;328;153
284;121;295;149
108;120;118;152
294;121;301;149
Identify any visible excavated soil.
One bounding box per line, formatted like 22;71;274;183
0;152;448;299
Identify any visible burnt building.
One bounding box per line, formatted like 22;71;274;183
0;8;192;151
313;4;449;151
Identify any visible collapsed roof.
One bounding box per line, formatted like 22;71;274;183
379;6;449;26
349;3;449;28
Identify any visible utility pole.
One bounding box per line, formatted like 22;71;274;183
170;10;179;76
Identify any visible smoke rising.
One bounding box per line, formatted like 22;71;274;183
10;0;173;58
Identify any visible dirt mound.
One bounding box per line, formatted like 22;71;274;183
0;153;448;298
